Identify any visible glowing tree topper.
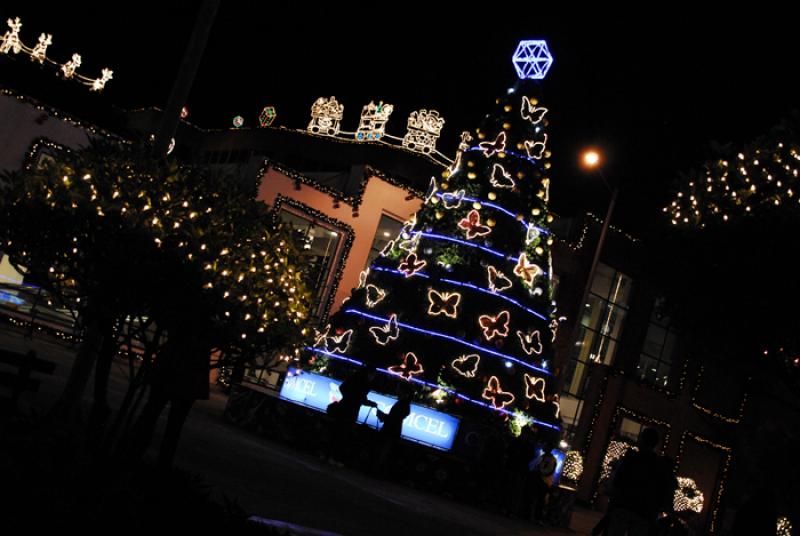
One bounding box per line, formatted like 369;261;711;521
308;96;344;136
512;40;553;80
402;109;445;154
356;100;394;141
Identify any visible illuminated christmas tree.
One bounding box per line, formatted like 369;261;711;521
305;41;561;435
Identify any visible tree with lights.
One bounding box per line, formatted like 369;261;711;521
662;113;800;531
0;141;312;462
305;41;562;440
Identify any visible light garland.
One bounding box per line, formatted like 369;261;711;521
426;288;461;318
402;109;445;155
451;353;480;378
259;106;277;127
306;346;560;430
370;266;549;322
482;376;515;409
345;308;551;376
512;40;554;80
1;17;113;92
478;310;510;340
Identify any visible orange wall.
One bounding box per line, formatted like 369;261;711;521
257;167;422;316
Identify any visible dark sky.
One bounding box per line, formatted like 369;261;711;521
4;3;798;230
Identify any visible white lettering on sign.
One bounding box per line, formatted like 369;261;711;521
409;412;449;439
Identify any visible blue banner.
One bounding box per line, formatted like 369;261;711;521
279;371;460;451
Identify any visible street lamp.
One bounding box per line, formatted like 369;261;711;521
560;148;619;432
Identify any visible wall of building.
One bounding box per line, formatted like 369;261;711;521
0;92;94;172
257;166;422;317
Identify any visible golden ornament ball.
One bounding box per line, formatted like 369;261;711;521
488;192;497;201
442;169;450;178
532;208;541;216
467;160;475;168
535;246;544;255
502;122;511;130
503;105;512;112
467;172;477;180
546;214;554;223
477;132;486;140
498;152;506;159
516;143;525;150
516;172;525;180
487;218;496;227
435;211;444;219
516;213;524;221
472;202;482;210
441;182;449;190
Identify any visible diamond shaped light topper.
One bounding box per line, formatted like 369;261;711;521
512;40;553;80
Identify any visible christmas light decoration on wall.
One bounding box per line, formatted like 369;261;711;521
426;289;461;318
259;106;277;127
451;353;480;378
308;96;344;136
674;477;704;513
512;40;554;80
402;109;445;154
356;100;393;141
1;17;114;92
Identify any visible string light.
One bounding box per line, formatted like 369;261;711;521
523;374;546;402
388;352;424;379
562;450;584;482
451;354;480;378
516;329;543;355
482;376;515;409
346;308;551;376
478;310;510;340
674;477;704;513
426;288;461;318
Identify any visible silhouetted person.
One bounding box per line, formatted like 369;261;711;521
607;428;677;536
530;440;557;525
373;388;411;476
327;366;377;465
731;481;777;536
505;426;537;517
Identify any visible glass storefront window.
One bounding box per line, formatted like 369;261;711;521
278;208;345;318
636;297;680;389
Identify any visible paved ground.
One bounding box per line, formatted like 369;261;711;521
1;325;602;535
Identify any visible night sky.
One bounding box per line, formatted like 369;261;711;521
3;3;798;230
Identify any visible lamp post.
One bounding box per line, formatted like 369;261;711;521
560;149;619;433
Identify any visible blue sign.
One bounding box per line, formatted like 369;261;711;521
280;371;460;451
532;447;567;484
